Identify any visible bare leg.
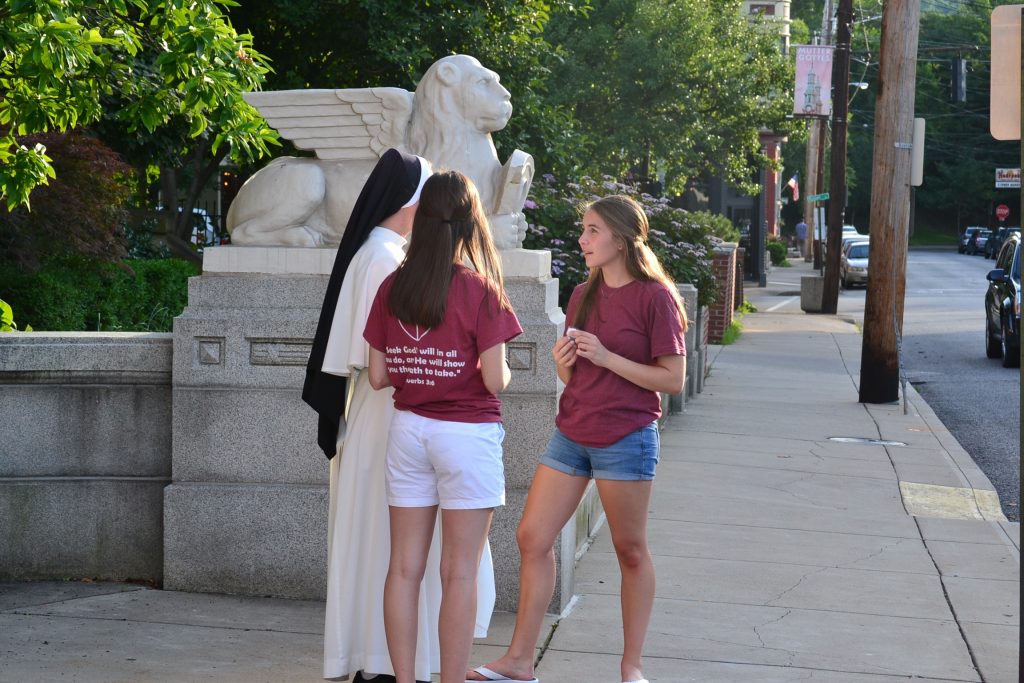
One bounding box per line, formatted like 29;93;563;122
467;465;590;681
384;505;437;683
594;479;655;683
438;508;493;683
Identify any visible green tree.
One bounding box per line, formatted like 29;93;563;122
844;0;1019;233
227;0;584;177
0;0;279;254
542;0;796;194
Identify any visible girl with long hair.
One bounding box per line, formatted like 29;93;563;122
468;194;687;683
363;171;523;683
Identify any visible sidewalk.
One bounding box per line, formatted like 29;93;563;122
1;258;1019;682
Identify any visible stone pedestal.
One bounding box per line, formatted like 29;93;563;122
164;246;329;599
495;247;575;612
164;245;572;610
801;275;825;313
673;284;700;410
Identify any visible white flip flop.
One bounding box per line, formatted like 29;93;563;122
466;666;540;683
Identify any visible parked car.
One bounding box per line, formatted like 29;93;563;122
840;240;870;288
966;229;991;255
820;224;862;258
959;226;984;253
985;226;1021;259
985;232;1021;368
840;232;869;255
842;236;869;257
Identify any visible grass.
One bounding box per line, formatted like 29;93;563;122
719;299;757;346
908;226;961;246
720;320;743;345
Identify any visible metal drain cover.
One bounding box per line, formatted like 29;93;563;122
829;437;907;446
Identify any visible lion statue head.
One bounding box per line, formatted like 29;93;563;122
407;55;513;211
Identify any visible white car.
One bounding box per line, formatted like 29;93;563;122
841;240;870;287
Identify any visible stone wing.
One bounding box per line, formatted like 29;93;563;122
243;87;414;160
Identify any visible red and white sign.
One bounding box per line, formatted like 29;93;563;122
996;204;1010;221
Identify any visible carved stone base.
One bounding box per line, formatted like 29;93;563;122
165;254;575;611
165;270;328;598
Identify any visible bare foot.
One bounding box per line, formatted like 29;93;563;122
620;664;645;683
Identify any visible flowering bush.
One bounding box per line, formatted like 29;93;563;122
522;174;730;308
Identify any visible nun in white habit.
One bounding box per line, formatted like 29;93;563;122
303;149;495;682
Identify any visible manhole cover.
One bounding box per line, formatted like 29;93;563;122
778;291;801;296
829;437;907;446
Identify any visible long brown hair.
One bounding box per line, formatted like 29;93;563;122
388;171;511;327
571;195;689;331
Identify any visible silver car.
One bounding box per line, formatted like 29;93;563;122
841;241;870;287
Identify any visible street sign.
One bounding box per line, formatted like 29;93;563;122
808;192;830;202
997;204;1011;220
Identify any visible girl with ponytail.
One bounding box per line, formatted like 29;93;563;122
469;194;687;683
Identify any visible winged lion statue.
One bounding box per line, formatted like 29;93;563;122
226;54;534;250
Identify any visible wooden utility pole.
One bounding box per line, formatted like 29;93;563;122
822;0;854;314
859;0;921;403
803;122;819;261
812;0;834;271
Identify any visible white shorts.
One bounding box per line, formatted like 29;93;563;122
386;410;506;510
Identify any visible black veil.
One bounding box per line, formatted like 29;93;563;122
302;148;425;458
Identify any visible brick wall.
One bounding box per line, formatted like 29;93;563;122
708;246;737;344
734;247;745;311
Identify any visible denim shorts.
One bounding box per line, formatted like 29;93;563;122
538;422;660;481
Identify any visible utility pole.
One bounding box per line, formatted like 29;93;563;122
803;121;819;262
813;0;834;271
814;118;828;270
859;0;921;403
822;0;854;314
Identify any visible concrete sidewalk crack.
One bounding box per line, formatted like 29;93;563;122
912;516;985;683
751;609;794;663
764;567;831;607
844;537;910;569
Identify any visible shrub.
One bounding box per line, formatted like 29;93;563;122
0;131;133;270
767;239;789;266
0;256;198;332
522;174;723;308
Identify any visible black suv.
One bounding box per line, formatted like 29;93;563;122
985;232;1021;367
985;226;1021;259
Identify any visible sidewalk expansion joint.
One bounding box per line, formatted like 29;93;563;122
6;610;322;637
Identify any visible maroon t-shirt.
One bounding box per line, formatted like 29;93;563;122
556;279;686;447
364;265;523;423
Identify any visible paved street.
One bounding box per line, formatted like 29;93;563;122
756;248;1021;522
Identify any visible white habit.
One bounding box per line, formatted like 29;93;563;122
322;227;495;680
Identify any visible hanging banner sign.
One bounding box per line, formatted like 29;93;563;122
793;45;834;117
995;167;1021;189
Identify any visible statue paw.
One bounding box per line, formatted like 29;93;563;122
488;213;524;251
281;226;325;248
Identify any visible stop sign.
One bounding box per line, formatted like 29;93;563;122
996;204;1010;221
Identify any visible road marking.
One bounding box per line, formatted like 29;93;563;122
765;297;798;312
899;481;1007;521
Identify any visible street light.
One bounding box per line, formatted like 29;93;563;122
850;81;870;89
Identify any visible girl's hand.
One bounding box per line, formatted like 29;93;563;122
569;330;611;367
552;335;578;369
